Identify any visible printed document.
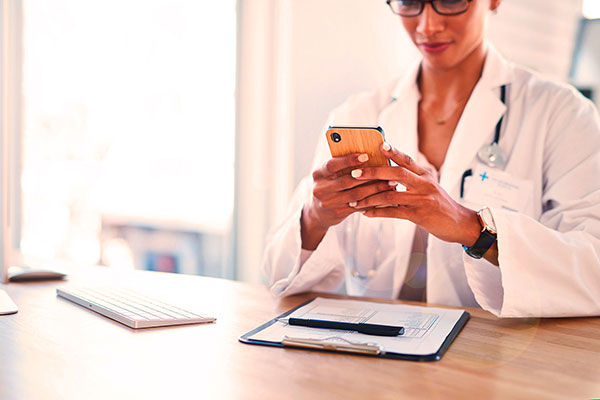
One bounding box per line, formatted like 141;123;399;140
249;297;465;356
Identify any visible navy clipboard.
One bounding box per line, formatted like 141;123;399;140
239;298;470;362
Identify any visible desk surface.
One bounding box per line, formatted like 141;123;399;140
1;268;599;400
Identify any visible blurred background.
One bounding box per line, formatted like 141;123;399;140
3;0;599;283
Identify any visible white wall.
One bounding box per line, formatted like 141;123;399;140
487;0;582;79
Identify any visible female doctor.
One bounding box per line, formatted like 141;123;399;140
262;0;600;317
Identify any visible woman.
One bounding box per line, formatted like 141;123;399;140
262;0;600;317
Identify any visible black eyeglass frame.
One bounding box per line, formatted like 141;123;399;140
386;0;473;17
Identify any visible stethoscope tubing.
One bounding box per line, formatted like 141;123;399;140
493;85;506;145
461;84;508;198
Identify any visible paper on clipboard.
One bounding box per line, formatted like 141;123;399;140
248;297;465;357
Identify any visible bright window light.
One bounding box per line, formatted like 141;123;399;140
583;0;600;19
22;0;236;273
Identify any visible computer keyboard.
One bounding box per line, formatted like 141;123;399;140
57;287;216;329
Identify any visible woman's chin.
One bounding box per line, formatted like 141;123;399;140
420;50;474;72
420;55;457;71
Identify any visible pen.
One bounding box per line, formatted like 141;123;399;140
288;318;404;337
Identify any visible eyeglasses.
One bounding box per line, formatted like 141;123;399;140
386;0;472;17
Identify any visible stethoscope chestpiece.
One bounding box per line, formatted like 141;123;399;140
477;142;507;168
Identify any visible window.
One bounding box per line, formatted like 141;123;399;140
20;0;236;276
583;0;600;19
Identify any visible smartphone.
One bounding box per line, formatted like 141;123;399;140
325;126;390;176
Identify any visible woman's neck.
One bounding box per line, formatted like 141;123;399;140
419;42;487;101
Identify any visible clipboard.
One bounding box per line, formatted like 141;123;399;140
239;298;470;362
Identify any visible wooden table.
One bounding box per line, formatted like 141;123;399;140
1;268;599;400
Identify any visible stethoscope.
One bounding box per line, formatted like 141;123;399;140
460;84;509;198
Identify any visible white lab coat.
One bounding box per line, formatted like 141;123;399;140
262;45;600;318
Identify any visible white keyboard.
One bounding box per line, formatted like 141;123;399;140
57;287;216;329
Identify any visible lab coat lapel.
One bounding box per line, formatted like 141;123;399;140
438;84;505;192
378;61;420;298
439;45;515;194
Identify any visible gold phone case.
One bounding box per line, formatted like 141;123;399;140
325;126;389;176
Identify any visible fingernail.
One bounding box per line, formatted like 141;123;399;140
382;142;391;151
388;180;399;186
349;201;358;208
357;153;369;163
351;169;362;178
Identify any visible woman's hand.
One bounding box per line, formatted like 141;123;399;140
351;143;482;247
301;153;395;250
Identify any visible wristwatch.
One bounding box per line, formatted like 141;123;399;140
463;207;497;259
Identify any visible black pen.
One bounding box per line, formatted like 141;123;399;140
288;318;404;337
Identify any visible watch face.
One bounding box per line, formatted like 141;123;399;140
479;207;497;234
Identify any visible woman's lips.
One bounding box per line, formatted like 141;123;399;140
419;42;451;54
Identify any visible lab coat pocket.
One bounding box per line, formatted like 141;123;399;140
462;165;534;215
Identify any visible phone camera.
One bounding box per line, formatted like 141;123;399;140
331;132;341;143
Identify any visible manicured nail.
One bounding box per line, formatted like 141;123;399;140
349;201;358;208
382;142;391;151
388;180;399;186
357;153;369;163
351;169;362;178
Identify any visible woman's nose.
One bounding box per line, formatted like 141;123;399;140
416;3;445;36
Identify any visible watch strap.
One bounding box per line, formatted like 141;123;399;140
463;229;497;259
